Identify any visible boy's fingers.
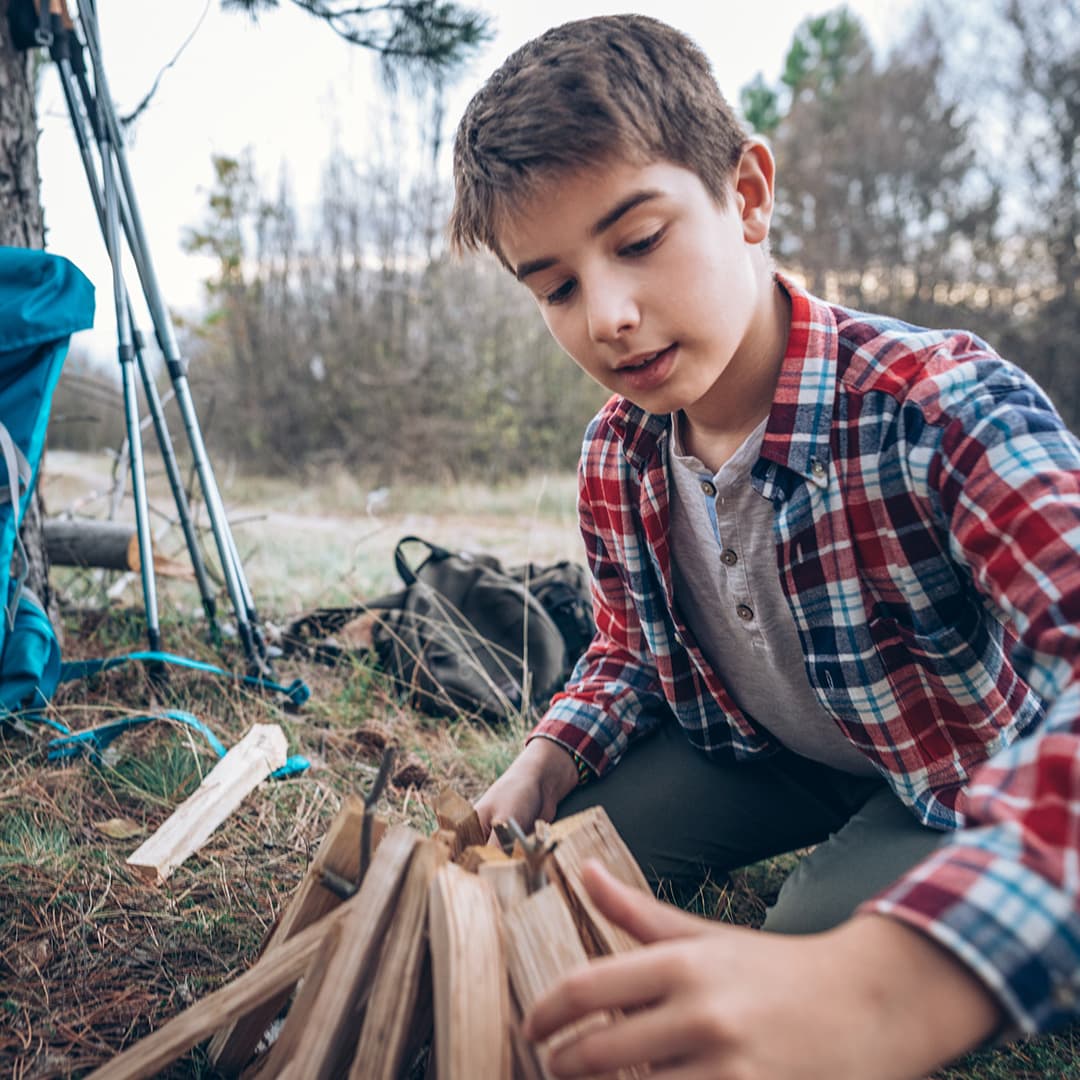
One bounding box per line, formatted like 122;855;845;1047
544;1001;716;1078
581;860;712;944
524;946;680;1041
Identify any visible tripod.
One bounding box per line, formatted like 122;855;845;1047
15;0;275;677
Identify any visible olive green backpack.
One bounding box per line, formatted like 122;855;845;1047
284;536;594;723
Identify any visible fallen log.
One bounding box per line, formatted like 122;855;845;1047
44;517;192;578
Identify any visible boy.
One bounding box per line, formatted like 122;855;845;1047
450;14;1080;1078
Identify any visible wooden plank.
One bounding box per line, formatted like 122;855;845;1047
126;724;287;885
208;796;369;1071
429;863;511;1080
349;838;446;1079
85;898;354;1080
434;786;486;856
257;826;421;1077
546;806;650;957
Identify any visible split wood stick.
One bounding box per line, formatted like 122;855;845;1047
429;863;512;1080
509;990;545;1080
546;806;650;958
459;842;512;873
349;838;446;1079
504;885;638;1080
208;797;371;1071
257;826;421;1077
479;859;529;914
126;724;287;885
434;786;486;856
85;897;355;1080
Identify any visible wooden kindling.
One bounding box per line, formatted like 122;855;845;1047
95;800;653;1079
207;794;370;1072
126;724;288;886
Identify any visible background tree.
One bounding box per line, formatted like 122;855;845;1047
743;6;1002;321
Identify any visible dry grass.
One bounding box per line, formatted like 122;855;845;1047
3;455;1074;1076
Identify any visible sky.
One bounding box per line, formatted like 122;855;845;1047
34;0;920;360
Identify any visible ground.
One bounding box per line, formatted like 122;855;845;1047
0;452;1076;1077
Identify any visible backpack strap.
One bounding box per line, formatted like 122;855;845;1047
393;535;452;586
45;708;309;779
0;420;32;629
58;651;311;707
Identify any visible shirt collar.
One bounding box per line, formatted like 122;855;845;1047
608;273;839;487
760;273;839;489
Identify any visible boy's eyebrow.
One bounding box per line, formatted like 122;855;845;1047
515;188;664;281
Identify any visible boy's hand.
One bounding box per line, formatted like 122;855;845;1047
474;737;580;836
524;861;1003;1080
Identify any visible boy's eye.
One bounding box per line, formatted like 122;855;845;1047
619;229;664;257
544;279;576;305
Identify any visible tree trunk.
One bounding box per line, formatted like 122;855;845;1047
0;2;58;628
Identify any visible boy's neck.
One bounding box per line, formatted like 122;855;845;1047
679;276;791;474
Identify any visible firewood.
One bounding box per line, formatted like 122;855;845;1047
85;896;355;1080
349;838;447;1079
505;884;642;1080
429;863;511;1080
432;827;459;855
254;826;421;1077
126;724;287;885
433;786;486;855
208;796;372;1071
479;859;529;914
546;806;650;957
459;842;511;873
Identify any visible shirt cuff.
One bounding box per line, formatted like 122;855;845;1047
859;828;1080;1036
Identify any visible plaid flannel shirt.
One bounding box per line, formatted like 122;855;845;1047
533;275;1080;1034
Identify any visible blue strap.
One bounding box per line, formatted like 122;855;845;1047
59;650;311;707
44;707;309;780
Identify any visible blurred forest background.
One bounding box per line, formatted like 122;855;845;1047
50;0;1080;481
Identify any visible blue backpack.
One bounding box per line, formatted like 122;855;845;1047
0;247;94;713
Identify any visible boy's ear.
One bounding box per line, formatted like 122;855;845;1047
734;140;775;245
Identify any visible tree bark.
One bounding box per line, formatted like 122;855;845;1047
0;3;58;629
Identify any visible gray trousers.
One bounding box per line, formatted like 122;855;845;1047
555;718;944;934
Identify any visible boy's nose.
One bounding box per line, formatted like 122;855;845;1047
586;281;640;344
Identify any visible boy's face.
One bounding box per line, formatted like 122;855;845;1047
497;152;779;422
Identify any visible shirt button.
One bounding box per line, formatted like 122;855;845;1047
720;549;738;566
810;459;827;479
700;480;717;497
736;604;754;621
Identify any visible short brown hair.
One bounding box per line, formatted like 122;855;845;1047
449;15;748;265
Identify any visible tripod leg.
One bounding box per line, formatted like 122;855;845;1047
99;124;161;652
53;47;223;643
77;4;272;673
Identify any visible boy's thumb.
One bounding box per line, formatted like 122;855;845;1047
581;859;713;945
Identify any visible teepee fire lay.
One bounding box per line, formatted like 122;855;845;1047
88;794;651;1079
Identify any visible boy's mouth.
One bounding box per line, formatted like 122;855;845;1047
618;344;676;371
614;343;678;391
